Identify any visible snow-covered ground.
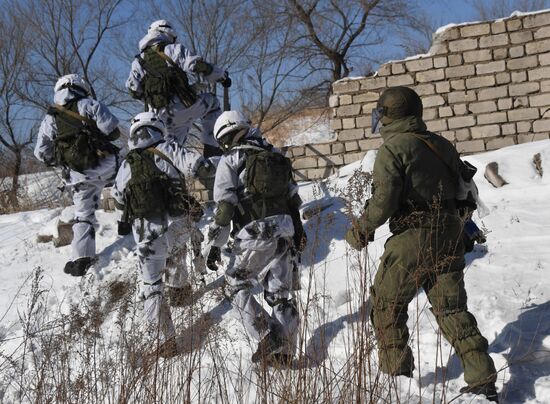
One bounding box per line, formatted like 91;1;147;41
1;140;550;403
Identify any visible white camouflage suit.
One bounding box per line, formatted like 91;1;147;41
111;129;204;343
212;131;300;355
34;89;119;262
126;31;225;147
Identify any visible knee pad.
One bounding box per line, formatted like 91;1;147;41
275;299;298;318
226;265;252;281
140;279;163;301
223;279;253;301
264;290;291;308
266;292;297;314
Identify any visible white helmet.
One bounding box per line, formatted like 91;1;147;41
54;74;92;96
129;112;166;148
213;111;251;150
148;20;177;41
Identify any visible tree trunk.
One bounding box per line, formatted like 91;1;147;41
8;149;22;209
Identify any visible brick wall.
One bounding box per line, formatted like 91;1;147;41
289;10;550;181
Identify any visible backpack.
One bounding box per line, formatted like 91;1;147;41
245;148;292;199
232;146;293;226
410;133;479;211
123;149;170;221
123;148;203;223
49;101;104;172
137;45;196;109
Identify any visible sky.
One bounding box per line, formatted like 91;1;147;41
3;0;550;152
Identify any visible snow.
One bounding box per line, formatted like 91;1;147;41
333;75;365;85
2;140;550;403
434;8;550;35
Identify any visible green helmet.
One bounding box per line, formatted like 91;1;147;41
371;86;423;133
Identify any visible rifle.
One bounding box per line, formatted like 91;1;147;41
223;86;230;111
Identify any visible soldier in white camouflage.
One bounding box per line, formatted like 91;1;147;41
205;111;307;365
34;74;120;276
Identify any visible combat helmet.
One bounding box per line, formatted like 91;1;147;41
128;111;166;149
213;110;251;152
148;20;177;42
54;74;92;97
371;86;423;133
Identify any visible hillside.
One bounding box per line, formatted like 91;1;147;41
1;140;550;403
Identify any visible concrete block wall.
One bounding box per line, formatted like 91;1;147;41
289;10;550;181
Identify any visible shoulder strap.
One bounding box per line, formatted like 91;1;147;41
153;48;182;71
409;132;457;177
146;147;182;176
51;103;98;128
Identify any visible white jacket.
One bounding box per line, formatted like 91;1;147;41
213;129;297;244
126;32;225;99
34;89;119;185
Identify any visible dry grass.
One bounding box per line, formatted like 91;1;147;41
0;172;505;403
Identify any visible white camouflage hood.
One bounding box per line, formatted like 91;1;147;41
138;32;173;52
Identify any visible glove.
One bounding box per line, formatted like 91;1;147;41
345;227;367;251
117;221;132;236
219;71;231;88
206;246;221;271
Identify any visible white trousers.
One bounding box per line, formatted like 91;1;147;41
225;236;299;355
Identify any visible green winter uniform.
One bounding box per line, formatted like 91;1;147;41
49;100;119;172
357;115;496;385
136;45;196;109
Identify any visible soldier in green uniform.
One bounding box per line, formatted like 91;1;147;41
345;86;498;402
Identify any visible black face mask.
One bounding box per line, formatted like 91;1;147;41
371;106;386;134
130;126;163;145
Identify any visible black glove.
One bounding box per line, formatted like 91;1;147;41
219;71;231;88
206;246;221;271
117;220;132;236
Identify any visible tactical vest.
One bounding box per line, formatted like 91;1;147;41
123;148;203;228
234;147;293;228
138;45;196;109
123;149;169;223
49;100;103;172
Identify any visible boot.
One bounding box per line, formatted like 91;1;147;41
167;283;193;307
460;383;499;403
251;331;285;364
63;257;95;277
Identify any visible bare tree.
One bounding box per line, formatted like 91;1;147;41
0;0;129;209
0;12;37;209
283;0;414;88
16;0;128;109
397;11;441;57
242;9;315;132
467;0;550;20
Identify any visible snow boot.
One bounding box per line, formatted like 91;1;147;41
460;383;499;403
63;257;95;277
167;283;193;307
251;331;285;364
